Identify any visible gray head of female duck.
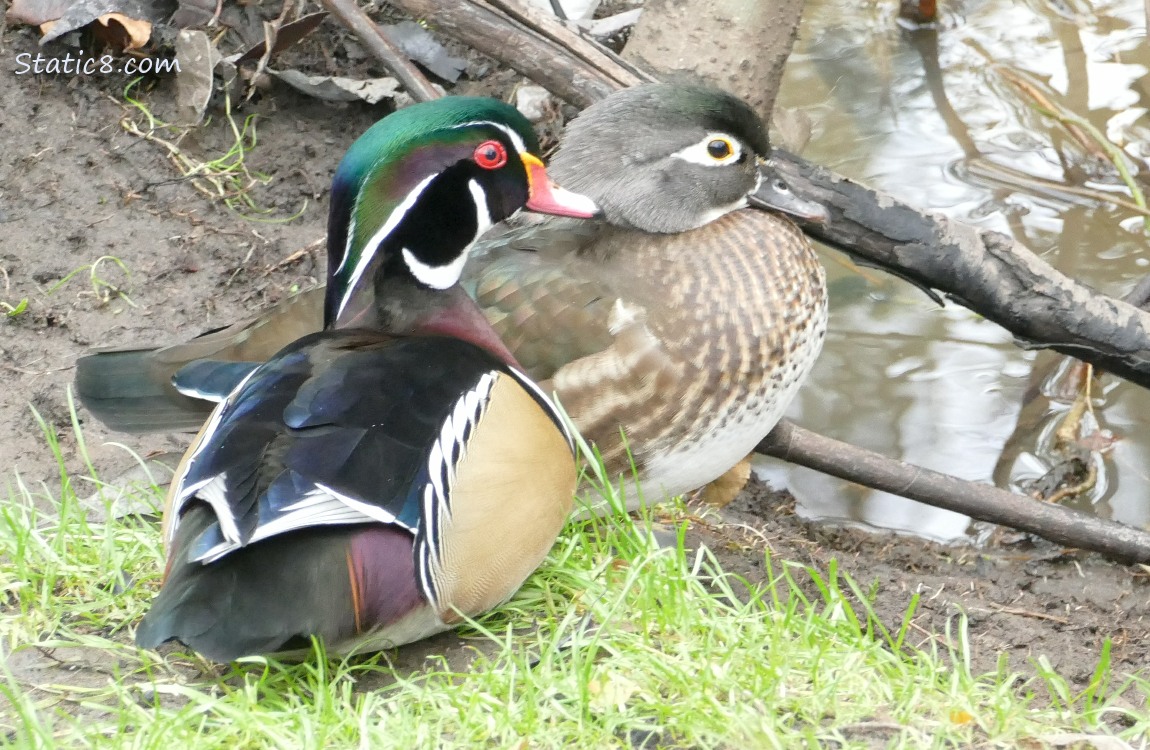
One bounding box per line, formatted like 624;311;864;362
546;83;828;233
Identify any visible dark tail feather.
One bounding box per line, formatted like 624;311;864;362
77;288;326;434
75;349;215;433
136;505;360;662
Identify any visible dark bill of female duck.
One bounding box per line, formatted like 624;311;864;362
748;162;830;223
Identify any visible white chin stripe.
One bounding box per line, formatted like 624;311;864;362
400;179;493;290
671;132;743;166
402;247;470;290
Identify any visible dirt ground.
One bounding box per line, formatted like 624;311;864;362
1;21;1148;713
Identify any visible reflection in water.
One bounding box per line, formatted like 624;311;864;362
767;0;1150;541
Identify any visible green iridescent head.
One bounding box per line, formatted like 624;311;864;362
325;97;598;328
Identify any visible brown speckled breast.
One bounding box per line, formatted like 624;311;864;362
474;209;827;504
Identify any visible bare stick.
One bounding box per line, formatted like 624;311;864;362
482;0;651;85
321;0;440;102
759;419;1150;563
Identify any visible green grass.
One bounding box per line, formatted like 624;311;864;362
47;256;135;309
120;80;306;223
1;403;1147;748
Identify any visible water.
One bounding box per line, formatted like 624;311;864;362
761;0;1150;540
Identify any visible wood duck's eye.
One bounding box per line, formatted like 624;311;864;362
473;140;508;170
707;138;734;160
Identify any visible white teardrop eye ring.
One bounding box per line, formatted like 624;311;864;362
706;138;734;160
474;140;508;169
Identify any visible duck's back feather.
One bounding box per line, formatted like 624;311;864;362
141;329;576;659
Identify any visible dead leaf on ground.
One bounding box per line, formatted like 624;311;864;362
232;11;327;65
383;20;467;82
175;29;220;125
268;69;401;105
170;0;214;28
32;0;171;47
93;12;151;51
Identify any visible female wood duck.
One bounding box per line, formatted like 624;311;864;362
133;97;599;662
77;83;829;511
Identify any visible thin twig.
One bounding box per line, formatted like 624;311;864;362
974;603;1071;625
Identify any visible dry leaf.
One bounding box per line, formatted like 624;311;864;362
33;0;168;47
94;12;151;51
175;29;219;125
233;12;327;66
170;0;214;27
6;0;72;26
268;69;401;105
383;21;467;83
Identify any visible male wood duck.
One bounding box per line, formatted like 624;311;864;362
77;83;829;511
133;97;599;661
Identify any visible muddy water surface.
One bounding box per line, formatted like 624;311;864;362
762;0;1150;540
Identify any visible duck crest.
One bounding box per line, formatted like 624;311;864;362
325;99;541;328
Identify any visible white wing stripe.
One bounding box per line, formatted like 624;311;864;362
186;482;409;564
505;366;575;451
197;473;241;546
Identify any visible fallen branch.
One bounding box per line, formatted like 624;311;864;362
771;153;1150;391
321;0;440;102
386;0;645;107
758;420;1150;563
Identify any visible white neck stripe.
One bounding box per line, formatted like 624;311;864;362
401;248;469;290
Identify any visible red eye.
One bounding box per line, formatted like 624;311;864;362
473;140;508;170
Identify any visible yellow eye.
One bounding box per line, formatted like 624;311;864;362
707;138;734;160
